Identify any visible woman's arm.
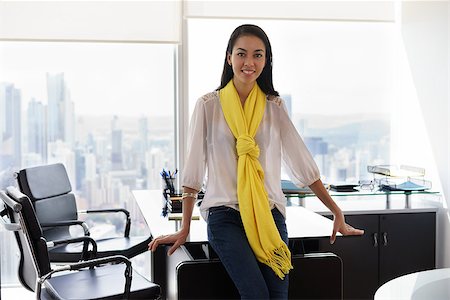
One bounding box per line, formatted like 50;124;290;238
309;179;364;244
148;186;198;255
148;97;208;255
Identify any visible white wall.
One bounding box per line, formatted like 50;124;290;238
400;1;449;268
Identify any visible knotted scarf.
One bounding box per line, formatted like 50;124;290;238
219;80;293;279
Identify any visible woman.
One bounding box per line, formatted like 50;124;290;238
149;24;364;299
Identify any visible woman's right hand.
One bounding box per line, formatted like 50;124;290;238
148;229;189;256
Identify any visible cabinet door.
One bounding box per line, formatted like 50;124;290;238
317;214;379;300
379;212;436;285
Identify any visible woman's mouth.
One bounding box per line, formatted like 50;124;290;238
242;70;255;75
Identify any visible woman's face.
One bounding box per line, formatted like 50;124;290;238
227;35;266;88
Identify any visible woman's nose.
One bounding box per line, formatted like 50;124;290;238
244;57;254;66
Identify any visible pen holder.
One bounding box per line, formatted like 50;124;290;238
161;177;178;217
162;176;176;195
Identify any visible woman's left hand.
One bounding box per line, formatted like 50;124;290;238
330;212;364;244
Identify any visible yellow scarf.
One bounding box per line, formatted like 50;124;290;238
219;80;293;279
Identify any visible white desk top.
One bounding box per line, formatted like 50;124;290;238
374;268;450;300
132;189;338;242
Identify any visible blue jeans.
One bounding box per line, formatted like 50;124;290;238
207;206;289;299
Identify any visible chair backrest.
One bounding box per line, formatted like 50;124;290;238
17;163;78;239
0;187;52;292
176;253;343;299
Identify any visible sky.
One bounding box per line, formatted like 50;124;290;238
188;19;397;117
1;18;396;118
0;42;175;117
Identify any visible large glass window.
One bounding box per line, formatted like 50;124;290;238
0;41;176;286
188;19;395;183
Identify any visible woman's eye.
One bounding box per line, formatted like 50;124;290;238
237;53;245;57
255;54;263;58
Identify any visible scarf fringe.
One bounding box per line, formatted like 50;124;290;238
264;243;293;280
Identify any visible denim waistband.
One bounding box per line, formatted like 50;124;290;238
209;205;280;213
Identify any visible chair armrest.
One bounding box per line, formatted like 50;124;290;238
79;208;131;237
0;208;22;232
41;220;90;236
36;255;132;300
48;236;98;261
69;254;131;270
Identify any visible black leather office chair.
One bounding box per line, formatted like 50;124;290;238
15;163;152;263
176;253;343;299
0;186;160;299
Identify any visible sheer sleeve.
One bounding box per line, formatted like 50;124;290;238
279;99;320;187
181;97;207;191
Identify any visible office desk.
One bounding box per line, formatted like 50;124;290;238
133;190;337;242
374;268;450;300
133;190;342;299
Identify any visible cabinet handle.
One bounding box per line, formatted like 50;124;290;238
373;233;378;247
382;232;388;246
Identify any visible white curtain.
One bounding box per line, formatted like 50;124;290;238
184;1;395;21
0;1;181;42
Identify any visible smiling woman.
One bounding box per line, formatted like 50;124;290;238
148;23;364;299
188;18;395;184
227;35;266;98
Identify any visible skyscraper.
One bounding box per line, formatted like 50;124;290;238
111;115;123;170
138;116;149;154
304;136;329;176
0;83;22;169
75;147;86;190
27;98;47;161
47;140;77;188
281;94;292;118
138;116;149;176
46;73;75;146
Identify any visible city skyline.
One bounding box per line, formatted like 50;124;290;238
1;72;389;192
0;73;176;198
0;73;389;287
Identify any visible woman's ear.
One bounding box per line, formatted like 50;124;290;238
226;52;232;66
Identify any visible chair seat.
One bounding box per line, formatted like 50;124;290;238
49;236;152;262
43;263;160;299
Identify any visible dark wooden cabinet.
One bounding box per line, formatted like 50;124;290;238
297;212;436;300
377;213;436;285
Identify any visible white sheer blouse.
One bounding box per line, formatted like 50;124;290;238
181;91;320;220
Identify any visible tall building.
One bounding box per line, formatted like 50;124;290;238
47;140;77;189
0;83;22;169
138;117;149;159
85;152;97;181
146;148;167;190
138;117;149;152
305;136;329;157
281;94;292;118
46;73;75;147
111;116;123;170
75;147;86;191
304;136;329;177
27;98;47;161
138;116;149;177
0;230;20;284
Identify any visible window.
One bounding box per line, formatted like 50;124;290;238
188;19;395;183
0;41;176;285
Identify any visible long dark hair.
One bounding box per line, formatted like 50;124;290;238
216;24;279;96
